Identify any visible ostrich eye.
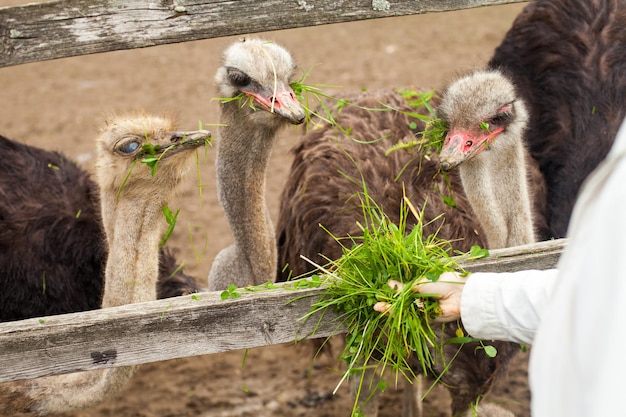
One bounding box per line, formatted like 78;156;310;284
227;68;252;88
487;111;513;127
116;140;141;154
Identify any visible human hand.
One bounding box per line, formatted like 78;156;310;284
373;271;468;322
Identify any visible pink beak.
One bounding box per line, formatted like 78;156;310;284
244;83;305;125
439;127;504;170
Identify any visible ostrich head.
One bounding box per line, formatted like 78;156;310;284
438;70;529;170
95;114;211;200
214;37;306;127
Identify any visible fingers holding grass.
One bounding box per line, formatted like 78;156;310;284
374;272;467;322
416;271;466;322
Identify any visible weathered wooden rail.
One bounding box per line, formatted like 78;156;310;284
0;0;542;386
0;0;527;68
0;238;564;384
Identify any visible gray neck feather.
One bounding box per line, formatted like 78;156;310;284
459;119;536;249
209;103;279;290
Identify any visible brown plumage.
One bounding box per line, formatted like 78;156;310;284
280;91;460;268
276;70;543;415
488;0;626;239
277;79;544;280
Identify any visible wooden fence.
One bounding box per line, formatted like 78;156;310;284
0;0;547;385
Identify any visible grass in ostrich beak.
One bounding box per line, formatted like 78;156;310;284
139;131;214;178
123;125;215;248
299;186;489;416
213;68;351;135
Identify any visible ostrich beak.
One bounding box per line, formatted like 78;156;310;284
244;82;306;125
146;130;212;160
439;127;504;170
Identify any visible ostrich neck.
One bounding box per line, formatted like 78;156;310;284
216;106;278;283
459;135;535;249
100;193;165;307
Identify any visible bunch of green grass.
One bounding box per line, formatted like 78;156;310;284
301;187;486;416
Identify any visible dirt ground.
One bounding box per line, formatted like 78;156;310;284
0;2;532;416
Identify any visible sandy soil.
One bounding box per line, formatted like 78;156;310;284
0;2;531;416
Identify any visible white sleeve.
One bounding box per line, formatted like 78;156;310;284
528;119;626;417
460;269;559;344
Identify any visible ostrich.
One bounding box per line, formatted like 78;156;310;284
0;128;202;323
207;37;305;291
275;69;543;416
487;0;626;240
437;70;538;249
0;114;210;415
